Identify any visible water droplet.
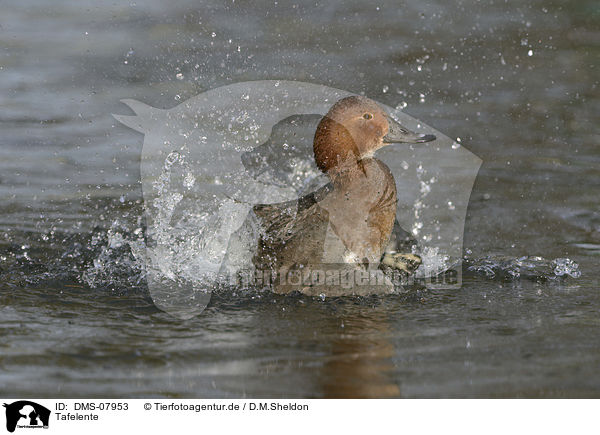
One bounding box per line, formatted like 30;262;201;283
183;172;196;189
552;258;581;278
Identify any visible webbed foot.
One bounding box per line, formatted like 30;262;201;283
381;252;422;274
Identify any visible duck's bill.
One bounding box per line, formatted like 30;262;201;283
383;115;436;144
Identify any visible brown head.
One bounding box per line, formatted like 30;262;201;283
313;96;435;174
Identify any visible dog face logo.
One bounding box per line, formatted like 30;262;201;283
3;401;50;433
114;80;481;317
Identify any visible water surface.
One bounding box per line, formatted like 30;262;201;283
0;0;598;397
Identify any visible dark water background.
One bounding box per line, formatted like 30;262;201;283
1;0;598;397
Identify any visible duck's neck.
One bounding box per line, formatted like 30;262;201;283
313;117;361;174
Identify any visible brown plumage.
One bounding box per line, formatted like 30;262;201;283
252;96;435;295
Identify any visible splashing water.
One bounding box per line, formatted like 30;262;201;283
147;150;252;287
415;246;452;277
465;255;581;281
82;220;146;291
409;163;457;277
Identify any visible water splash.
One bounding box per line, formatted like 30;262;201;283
82;220;146;291
465;255;581;281
408;164;457;277
415;245;452;277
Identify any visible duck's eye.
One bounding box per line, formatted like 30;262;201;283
363;113;373;120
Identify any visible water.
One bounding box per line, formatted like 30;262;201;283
1;0;598;397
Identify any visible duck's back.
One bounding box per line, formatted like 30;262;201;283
253;184;332;274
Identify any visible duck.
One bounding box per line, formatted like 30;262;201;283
251;96;435;296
